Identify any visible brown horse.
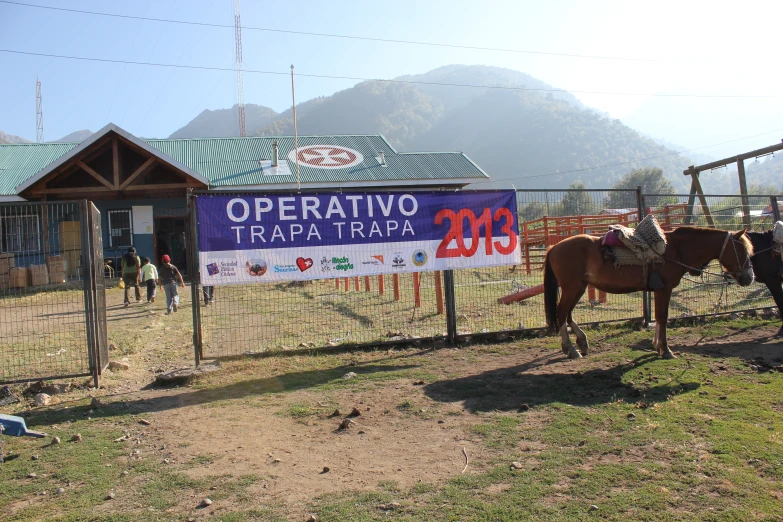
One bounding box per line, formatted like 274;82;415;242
544;227;754;359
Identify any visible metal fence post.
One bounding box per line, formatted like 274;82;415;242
771;196;781;222
79;200;99;387
443;269;457;345
636;187;651;326
187;191;203;365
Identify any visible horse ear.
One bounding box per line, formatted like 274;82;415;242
734;229;747;239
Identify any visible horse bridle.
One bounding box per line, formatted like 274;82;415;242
718;231;753;279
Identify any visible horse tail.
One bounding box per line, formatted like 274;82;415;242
544;250;559;332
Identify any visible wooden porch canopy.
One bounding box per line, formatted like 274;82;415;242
16;125;209;200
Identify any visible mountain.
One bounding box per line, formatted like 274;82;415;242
746;155;783;192
0;131;31;144
256;81;444;148
168;65;723;191
168;104;278;139
253;65;694;191
396;65;589;113
411;88;691;191
55;129;93;143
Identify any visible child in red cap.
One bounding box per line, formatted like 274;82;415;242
158;254;185;314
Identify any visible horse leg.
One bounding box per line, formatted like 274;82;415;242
761;278;783;337
558;283;585;359
653;288;676;359
568;284;589;355
568;312;589;356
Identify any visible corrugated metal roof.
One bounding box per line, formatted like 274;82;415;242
0;129;488;196
0;142;79;196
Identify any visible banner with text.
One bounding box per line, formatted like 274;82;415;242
195;191;520;285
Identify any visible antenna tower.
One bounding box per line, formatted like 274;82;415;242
36;76;44;142
233;0;246;136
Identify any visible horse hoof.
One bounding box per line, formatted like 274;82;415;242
775;328;783;338
568;349;582;360
662;351;676;360
561;346;570;355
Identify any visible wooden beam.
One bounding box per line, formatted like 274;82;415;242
124;182;196;191
683;139;783;175
75;160;115;190
112;138;120;189
119;157;155;190
41;186;112;194
688;167;714;226
736;159;752;230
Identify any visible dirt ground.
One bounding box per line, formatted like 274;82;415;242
51;320;783;519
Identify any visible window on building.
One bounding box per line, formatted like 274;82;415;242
108;209;133;247
0;214;41;253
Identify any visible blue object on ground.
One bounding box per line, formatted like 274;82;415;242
0;414;47;438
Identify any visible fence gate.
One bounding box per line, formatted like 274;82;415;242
0;200;107;386
85;201;109;382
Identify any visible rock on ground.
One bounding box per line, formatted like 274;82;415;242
33;393;51;407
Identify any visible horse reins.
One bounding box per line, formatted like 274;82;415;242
662;231;753;281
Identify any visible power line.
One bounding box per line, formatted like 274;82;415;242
0;0;668;63
473;128;783;185
0;49;775;99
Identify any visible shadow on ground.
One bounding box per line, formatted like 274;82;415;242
424;351;697;413
24;362;418;427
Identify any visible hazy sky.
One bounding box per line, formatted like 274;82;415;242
1;0;781;155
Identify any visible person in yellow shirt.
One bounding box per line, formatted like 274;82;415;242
140;257;158;303
121;247;141;306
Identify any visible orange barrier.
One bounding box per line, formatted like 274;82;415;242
498;284;545;305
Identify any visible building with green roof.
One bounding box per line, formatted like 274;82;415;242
0;124;489;273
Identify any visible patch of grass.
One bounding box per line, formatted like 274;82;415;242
470;416;522;449
377;479;400;492
396;399;414;412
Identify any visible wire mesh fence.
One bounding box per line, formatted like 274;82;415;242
645;193;781;317
0;201;94;383
190;189;783;360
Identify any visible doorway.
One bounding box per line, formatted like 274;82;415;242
154;217;188;275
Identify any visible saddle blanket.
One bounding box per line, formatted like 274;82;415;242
602;214;667;267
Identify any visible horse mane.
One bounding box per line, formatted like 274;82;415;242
668;226;754;256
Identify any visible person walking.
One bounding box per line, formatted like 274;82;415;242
202;285;214;306
159;254;185;314
121;247;141;307
140;257;158;303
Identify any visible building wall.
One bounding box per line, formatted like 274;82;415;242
94;198;186;270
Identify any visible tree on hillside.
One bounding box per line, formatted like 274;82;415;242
606;167;676;208
748;183;780;195
559;181;597;216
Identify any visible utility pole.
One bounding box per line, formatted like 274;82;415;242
233;0;246;136
36;76;44;143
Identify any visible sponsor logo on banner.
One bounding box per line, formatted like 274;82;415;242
288;145;364;169
274;264;298;273
412;249;428;267
245;259;267;276
331;256;354;271
362;255;385;266
296;257;314;272
217;260;238;277
320;256;332;273
206;262;220;276
392;253;406;269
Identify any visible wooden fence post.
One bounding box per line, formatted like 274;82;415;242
364;276;371;292
393;273;400;301
344;277;349;292
413;272;421;308
353;276;360;291
378;274;385;295
434;270;444;315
